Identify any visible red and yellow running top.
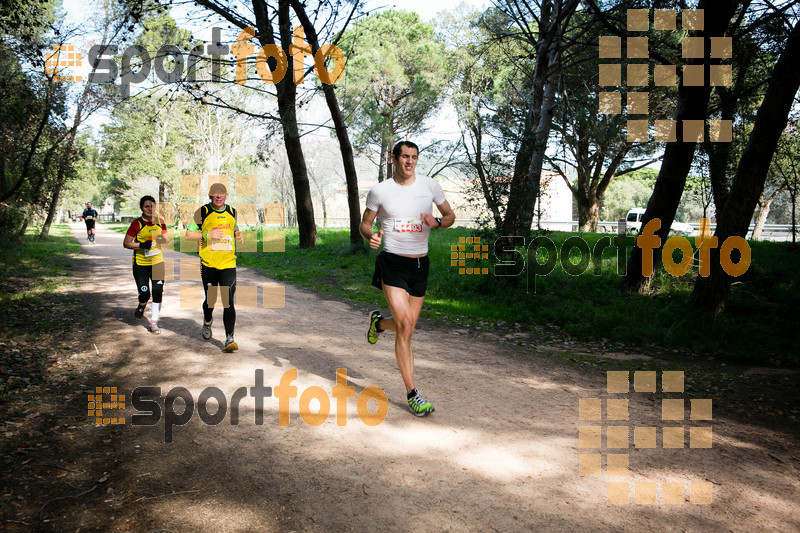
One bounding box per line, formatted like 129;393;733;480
126;218;167;266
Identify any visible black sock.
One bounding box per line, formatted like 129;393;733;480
407;389;418;400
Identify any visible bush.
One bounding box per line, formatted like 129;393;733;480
0;201;28;242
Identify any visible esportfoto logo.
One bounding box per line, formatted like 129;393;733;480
91;368;388;442
47;26;345;96
455;218;751;291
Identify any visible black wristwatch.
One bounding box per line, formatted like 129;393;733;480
434;217;442;228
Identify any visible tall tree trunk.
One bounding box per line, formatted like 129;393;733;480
40;175;65;238
193;0;319;246
323;88;361;244
41;135;76;238
501;0;578;240
625;0;738;291
705;86;737;213
17;137;60;241
289;0;363;246
0;85;54;203
252;0;316;247
464;124;503;229
578;200;599;232
751;200;768;240
41;102;86;238
751;184;786;239
692;19;800;311
791;191;797;246
55;196;67;224
378;139;389;183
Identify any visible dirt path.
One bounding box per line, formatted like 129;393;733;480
15;223;800;531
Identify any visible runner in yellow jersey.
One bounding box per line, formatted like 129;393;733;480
122;195;170;334
184;183;244;352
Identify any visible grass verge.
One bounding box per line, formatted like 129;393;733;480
0;226;90;404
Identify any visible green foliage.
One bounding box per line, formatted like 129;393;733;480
101;15;259;213
602;171;655;221
767;119;800;226
678;171;712;222
0;0;58;51
337;11;450;156
0;32;68;236
435;5;533;229
0;201;29;241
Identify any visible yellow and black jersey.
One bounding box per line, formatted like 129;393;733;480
187;204;238;270
126;218;167;266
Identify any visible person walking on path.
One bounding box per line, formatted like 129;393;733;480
184;183;244;352
360;141;455;416
122;195;170;334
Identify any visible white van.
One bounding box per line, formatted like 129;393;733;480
625;208;696;236
625;207;646;233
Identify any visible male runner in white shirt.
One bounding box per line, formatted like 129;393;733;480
359;141;455;416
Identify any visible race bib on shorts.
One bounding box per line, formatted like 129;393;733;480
394;218;423;233
85;216;93;220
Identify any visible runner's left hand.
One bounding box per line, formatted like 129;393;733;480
421;213;438;227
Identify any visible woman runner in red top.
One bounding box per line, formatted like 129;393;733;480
122;196;170;334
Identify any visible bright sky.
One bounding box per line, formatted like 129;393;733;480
59;0;488;136
62;0;489;34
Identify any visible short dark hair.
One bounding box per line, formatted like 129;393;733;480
140;195;156;209
392;141;419;159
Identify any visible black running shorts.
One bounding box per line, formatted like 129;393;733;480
371;251;430;297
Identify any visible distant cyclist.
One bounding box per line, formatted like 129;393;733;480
122;195;170;334
82;202;98;243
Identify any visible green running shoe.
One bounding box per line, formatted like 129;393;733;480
407;389;435;417
367;310;384;344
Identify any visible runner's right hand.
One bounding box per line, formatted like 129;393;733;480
139;240;153;250
369;230;383;250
